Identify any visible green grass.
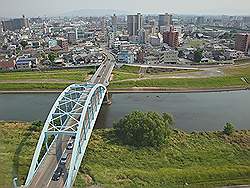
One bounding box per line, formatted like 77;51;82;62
1;64;250;91
110;76;249;89
0;122;249;187
117;65;140;74
75;129;250;187
112;71;140;81
0;122;40;187
187;39;206;48
111;65;141;82
0;68;94;82
222;64;250;81
110;64;250;89
0;83;69;90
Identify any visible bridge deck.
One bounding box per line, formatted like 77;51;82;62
25;52;115;188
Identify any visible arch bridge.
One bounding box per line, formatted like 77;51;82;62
24;59;115;188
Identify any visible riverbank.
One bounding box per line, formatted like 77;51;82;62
0;86;248;94
0;62;249;92
0;121;249;188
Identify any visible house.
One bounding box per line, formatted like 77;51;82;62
159;50;178;64
16;60;32;69
117;50;135;64
16;54;38;70
0;58;16;70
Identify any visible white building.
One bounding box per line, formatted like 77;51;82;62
159;50;178;64
149;36;161;46
16;60;32;69
117;50;135;64
16;55;37;70
224;49;245;60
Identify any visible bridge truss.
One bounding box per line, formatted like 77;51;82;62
25;83;107;188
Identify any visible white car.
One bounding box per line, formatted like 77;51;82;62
60;153;68;165
66;141;74;150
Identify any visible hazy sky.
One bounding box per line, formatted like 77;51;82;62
1;0;250;17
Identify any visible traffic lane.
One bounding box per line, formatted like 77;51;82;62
93;64;108;83
29;143;57;188
48;135;77;188
48;106;84;187
99;65;111;83
28;136;70;188
48;146;72;188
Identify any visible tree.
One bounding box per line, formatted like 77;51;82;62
20;40;28;48
223;123;235;135
178;50;185;58
48;52;57;62
114;111;173;147
194;49;203;62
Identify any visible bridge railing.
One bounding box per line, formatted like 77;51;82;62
25;83;107;187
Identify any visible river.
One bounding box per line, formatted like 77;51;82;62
0;91;249;131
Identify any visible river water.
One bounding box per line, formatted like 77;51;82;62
0;91;249;131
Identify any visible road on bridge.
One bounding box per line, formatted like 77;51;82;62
26;51;115;188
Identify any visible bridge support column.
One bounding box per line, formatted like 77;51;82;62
103;91;112;105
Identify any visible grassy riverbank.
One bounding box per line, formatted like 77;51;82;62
0;121;249;187
109;63;250;90
0;64;250;91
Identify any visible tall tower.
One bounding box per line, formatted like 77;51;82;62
111;14;118;33
235;33;250;53
127;13;143;36
158;13;172;28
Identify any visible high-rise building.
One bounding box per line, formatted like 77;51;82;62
68;31;77;44
57;38;69;51
127;13;143;36
158;13;172;28
163;26;179;48
196;16;205;25
138;28;146;44
2;15;29;31
235;33;250;53
0;22;3;34
111;14;118;33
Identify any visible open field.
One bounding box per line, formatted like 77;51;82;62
116;65;140;74
110;63;250;89
110;76;249;89
0;121;249;188
187;39;207;48
0;121;40;187
0;68;94;82
0;63;250;91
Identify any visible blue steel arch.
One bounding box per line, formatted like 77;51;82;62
25;83;107;188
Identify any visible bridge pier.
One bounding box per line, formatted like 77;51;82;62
103;91;112;105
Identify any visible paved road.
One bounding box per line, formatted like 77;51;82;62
91;51;115;85
28;136;69;188
26;51;115;188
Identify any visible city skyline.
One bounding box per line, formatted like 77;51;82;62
0;0;250;17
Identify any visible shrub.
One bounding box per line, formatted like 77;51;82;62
114;111;173;147
223;123;235;135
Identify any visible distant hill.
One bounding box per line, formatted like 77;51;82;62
60;9;129;17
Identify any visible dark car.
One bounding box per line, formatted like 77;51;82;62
52;167;63;181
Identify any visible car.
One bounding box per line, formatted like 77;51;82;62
67;141;74;150
97;75;101;77
60;153;68;165
52;167;63;181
